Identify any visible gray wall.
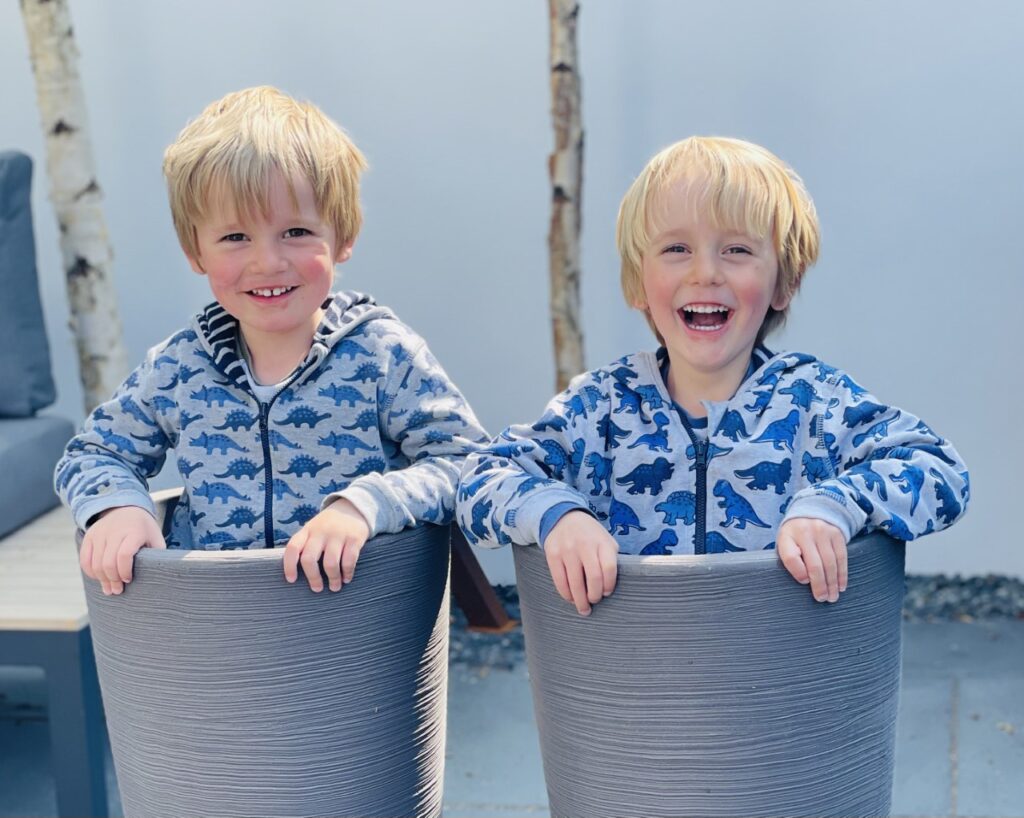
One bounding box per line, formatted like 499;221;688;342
1;1;1018;581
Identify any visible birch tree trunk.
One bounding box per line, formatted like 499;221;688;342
547;0;585;392
21;0;128;414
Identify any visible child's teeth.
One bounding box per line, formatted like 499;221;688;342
253;287;291;296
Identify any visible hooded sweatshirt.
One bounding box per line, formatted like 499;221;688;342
456;347;969;554
56;291;488;549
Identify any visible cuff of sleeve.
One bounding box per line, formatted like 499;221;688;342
782;495;858;541
322;481;398;539
539;502;591;548
513;489;592;547
75;491;157;533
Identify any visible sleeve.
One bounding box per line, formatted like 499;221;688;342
323;334;491;537
782;370;970;541
454;374;601;549
54;356;173;531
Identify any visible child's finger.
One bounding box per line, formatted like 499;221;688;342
777;537;809;584
834;534;849;593
816;539;839;603
546;553;574;604
79;536;95;579
340;540;362;585
581;548;605;605
801;539;827;602
599;541;618;598
100;578;112;595
101;535;127;584
565;559;591;616
282;531;309;583
322;540;343;592
116;539;138;583
299;537;326;592
108;578;125;595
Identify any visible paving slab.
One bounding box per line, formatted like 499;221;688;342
957;676;1024;817
891;676;953;817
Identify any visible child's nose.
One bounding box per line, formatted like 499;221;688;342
251;240;288;273
689;252;723;285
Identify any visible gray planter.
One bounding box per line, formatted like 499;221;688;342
84;525;451;818
513;531;904;818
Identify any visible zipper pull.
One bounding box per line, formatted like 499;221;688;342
694;439;709;469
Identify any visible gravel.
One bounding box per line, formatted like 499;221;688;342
449;576;1024;667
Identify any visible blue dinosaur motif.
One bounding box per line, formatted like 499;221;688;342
194;481;251;504
214;458;261;480
190;509;206;526
469;498;492;543
910;419;943;445
837;374;869;399
400;408;466;432
635;384;665;411
179;365;204;383
268;430;300;450
489;441;534;459
279;406;331;428
93;406;114;423
813;485;848;505
734;458;791;494
839;478;875;517
425;429;455;444
514;476;548;498
801;451;831;482
890;464;925;515
569;438;586;475
561;394;588;420
180;411;204;429
95;427;139;454
959;471;970;501
842;400;887;429
704;531;743;553
655;491;696;525
752;409;800;452
597;415;630;448
214;410;258;431
389;343;412;366
613;381;642;414
131;430;167;448
199;531;237;547
458;473;492;501
616;457;674;496
533;410;569;432
158;372;179;391
119;395;158;426
191;386;246;407
272;479;302;500
580;385;602;413
319;384;373;407
318;432;376;455
713;480;770;529
849;463;888;500
343;409;379;432
813;361;839;383
852;413;902;447
640;529;678;555
276;387;301;404
178;458;203;478
879;514;913;541
584;452;613;495
490;510;512;545
539;439;570;480
608;365;638;382
342;456;387;478
416;376;446;396
778;379;824;411
216;507;260;529
608;499;646;535
166;328;197;347
715;409;750;442
744;388;773;414
280;504;319;526
282;455;332;477
343;362;383;383
628;411;671;453
153;354;178;369
122;370;140;390
191;433;247;455
685;441;733;470
147;396;177;416
928;468;962;526
320;479;347;495
336;339;372;359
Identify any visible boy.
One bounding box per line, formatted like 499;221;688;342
56;86;487;596
456;136;968;615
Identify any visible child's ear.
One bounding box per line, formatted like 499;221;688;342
771;276;792;311
334;241;354;265
186;254;207;276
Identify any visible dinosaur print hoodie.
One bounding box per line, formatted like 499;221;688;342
456;347;969;554
56;291;488;549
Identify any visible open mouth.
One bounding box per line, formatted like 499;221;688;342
680;303;732;332
248;286;296;298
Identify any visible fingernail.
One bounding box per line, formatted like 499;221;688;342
814;595;825;602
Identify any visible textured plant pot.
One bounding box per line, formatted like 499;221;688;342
513;531;904;818
84;524;450;818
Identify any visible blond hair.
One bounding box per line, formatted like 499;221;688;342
163;86;367;259
616;136;820;343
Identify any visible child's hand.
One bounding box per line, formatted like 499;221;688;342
283;498;370;592
543;510;619;616
776;517;848;603
79;506;167;596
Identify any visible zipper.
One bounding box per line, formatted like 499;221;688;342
692;437;709;555
258;401;275;548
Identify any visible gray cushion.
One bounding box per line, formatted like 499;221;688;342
0;416;74;538
0;151;57;417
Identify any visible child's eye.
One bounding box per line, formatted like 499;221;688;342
663;244;689;254
285;227;312;238
725;246;752;255
220;233;247;243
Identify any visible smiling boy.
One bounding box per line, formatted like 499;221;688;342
56;86;487;595
456;136;968;615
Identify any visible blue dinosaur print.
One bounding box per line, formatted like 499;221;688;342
458;473;493;501
801;451;831;482
190;386;246;407
597;416;630;448
713;479;770;529
813;485;848;506
584;452;613;495
280;504;319;526
635;384;665;411
778;379;824;411
734;458;791;494
640;529;678;555
752;409;800;452
123;371;140;390
959;471;970;501
158;373;180;391
539;439;570;480
389;343;412;366
837;374;868;399
608;364;638;382
131;430;167;448
879;514;913;541
343;362;383;383
849;463;888;500
319;384;373;407
190;510;206;526
929;468;962;526
191;433;247;455
533;410;569;432
178;458;203;478
616;457;674;495
561;394;589;420
580;385;602;413
318;432;376;454
267;430;300;450
715;409;750;442
272;479;302;500
628;411;671;452
95;427;139;454
194;481;251;504
216;507;260;529
569;439;586;474
153;354;178;369
146;396;177;416
180;411;204;429
839;478;875;517
842;401;887;429
320;479;347;495
852;413;902;447
93;407;114;423
276;387;301;404
400;408;466;433
491;510;512;545
214;459;261;480
910;419;943;445
470;498;492;543
343;456;387;478
890;464;925;515
655;491;696;526
279;406;331;428
166;328;197;347
514;476;548;498
119;395;157;426
613;381;642;414
199;531;237;547
179;365;203;383
282;455;332;477
744;388;773;414
416;376;446;396
342;409;379;432
489;441;534;459
337;339;372;359
704;531;742;553
813;361;839;382
214;410;259;431
425;429;455;444
608;499;646;535
685;441;733;470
